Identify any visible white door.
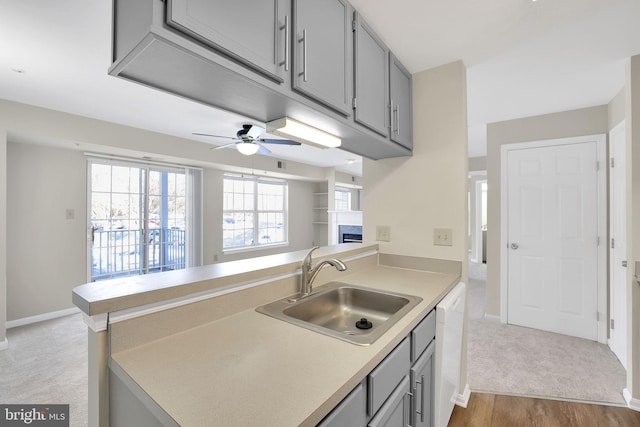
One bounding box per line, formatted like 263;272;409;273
609;122;627;368
507;142;599;340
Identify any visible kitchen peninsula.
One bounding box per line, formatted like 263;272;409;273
73;244;461;426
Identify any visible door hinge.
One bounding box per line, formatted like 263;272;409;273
352;97;357;109
611;157;615;168
596;161;600;171
622;260;628;267
596;236;600;246
352;19;356;32
611;238;615;249
610;318;615;330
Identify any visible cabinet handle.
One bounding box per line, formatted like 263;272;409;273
415;375;425;422
391;101;399;135
299;29;308;82
404;391;413;427
390;100;395;133
279;15;289;71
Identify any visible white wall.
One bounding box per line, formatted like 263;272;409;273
363;61;468;268
7;142;87;320
485;105;609;316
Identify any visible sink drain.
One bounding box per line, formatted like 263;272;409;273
355;318;373;330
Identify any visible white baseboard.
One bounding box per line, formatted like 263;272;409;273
624;388;640;412
455;384;471;408
0;337;8;351
483;313;501;322
6;307;81;329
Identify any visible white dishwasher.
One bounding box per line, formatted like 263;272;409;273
434;282;466;427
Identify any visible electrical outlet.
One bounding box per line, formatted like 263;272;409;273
434;228;452;246
376;225;391;242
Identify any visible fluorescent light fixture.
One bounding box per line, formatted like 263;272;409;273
236;142;260;156
266;117;341;149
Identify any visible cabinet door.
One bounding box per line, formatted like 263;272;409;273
368;338;411;416
389;54;413;149
411;341;434;427
354;12;389;137
368;376;411;427
166;0;290;82
292;0;352;115
318;383;367;427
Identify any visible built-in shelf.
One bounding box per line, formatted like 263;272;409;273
313;222;329;225
313;207;329;210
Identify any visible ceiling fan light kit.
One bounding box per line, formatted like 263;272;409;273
236;142;260;155
266;117;341;149
195;124;302;156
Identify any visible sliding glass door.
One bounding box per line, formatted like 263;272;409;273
88;160;189;281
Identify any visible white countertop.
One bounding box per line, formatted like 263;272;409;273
110;264;459;426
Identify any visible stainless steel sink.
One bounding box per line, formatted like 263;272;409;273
256;282;422;345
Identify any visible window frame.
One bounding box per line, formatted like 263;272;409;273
335;187;352;211
222;174;289;252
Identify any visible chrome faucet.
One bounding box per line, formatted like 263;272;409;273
300;246;347;297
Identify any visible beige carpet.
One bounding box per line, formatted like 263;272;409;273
0;313;88;427
466;260;627;405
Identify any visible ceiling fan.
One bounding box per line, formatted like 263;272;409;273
194;124;301;155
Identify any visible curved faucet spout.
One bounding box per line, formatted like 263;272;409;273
299;247;347;297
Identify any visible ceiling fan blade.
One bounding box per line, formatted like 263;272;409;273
257;143;272;155
259;138;302;146
245;125;265;140
210;142;237;151
193;132;238;140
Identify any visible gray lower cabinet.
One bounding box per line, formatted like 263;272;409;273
389;54;413;150
319;309;436;426
292;0;352;115
368;376;412;427
411;341;434;427
318;383;367;427
353;12;389;137
166;0;290;83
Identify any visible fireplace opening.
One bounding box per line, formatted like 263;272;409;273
339;225;362;244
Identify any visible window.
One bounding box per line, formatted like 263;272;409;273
223;174;287;250
335;188;351;211
88;159;201;281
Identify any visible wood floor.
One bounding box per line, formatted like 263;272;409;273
448;393;640;427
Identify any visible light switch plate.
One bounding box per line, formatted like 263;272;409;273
376;225;391;242
434;228;452;246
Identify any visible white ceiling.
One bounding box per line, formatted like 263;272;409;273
1;1;639;169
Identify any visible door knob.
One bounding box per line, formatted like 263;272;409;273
511;243;519;250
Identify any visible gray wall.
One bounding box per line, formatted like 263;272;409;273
468;156;487;172
0;100;323;323
0;131;6;346
5;141;316;321
608;88;625;130
7;143;87;320
203;168;315;264
485;105;609;316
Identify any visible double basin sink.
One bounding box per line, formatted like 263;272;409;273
257;282;422;346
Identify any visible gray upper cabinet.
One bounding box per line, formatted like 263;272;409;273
292;0;352;115
353;12;389;137
166;0;290;83
389;53;413;149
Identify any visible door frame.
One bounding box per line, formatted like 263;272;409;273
608;120;627;366
499;134;607;343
